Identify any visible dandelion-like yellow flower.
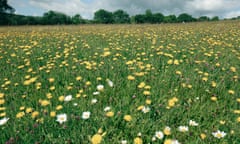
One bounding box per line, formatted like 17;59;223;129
56;105;63;110
228;90;235;95
50;111;56;117
105;111;114;117
134;137;143;144
124;115;132;122
91;134;102;144
200;133;206;139
16;112;25;118
48;78;55;83
127;75;135;80
0;93;4;98
163;126;171;135
76;76;82;81
31;111;39;119
0;99;5;105
39;99;50;106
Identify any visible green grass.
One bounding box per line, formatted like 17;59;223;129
0;22;240;143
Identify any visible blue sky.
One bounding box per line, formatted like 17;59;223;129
8;0;240;19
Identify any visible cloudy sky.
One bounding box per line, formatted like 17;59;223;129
8;0;240;19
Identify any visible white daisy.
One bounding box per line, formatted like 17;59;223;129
64;95;72;102
155;131;164;139
189;120;199;126
178;126;189;132
106;79;114;87
0;117;9;126
56;113;67;124
82;111;91;119
212;130;226;138
97;84;104;91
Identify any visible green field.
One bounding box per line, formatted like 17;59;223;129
0;21;240;144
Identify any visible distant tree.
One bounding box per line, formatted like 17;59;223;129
198;16;210;22
211;16;219;21
152;13;164;23
134;14;145;23
42;11;71;25
164;15;177;23
113;9;130;24
177;13;194;22
94;9;113;24
72;14;85;24
145;9;154;23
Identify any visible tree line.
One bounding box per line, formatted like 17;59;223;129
1;0;239;25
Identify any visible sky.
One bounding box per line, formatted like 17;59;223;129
8;0;240;19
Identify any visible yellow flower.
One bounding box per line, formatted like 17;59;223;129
50;111;56;117
50;86;55;91
211;96;217;101
16;112;25;118
167;59;173;65
0;107;6;111
56;105;63;110
143;91;151;96
237;117;240;123
46;93;52;99
106;111;114;117
0;112;6;117
200;133;206;140
163;126;171;135
228;90;235;95
145;99;151;105
138;82;146;89
76;76;82;81
86;81;91;86
48;78;55;83
230;66;236;72
124;115;132;122
137;105;144;111
202;77;208;82
175;71;182;75
215;63;220;67
127;75;135;80
0;99;5;105
144;85;151;89
25;108;33;113
91;134;102;144
58;96;65;101
164;139;172;144
211;81;217;87
0;93;4;98
31;111;39;119
134;137;143;144
237;98;240;103
39;99;50;106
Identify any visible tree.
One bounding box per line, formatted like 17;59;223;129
198;16;210;22
94;9;113;24
0;0;15;25
0;0;14;13
164;15;177;23
145;9;154;23
134;14;145;23
113;9;130;24
42;11;71;25
153;13;164;23
72;14;85;24
177;13;194;22
211;16;219;21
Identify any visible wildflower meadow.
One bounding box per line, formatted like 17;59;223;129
0;21;240;143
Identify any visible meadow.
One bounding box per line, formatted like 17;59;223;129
0;21;240;144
